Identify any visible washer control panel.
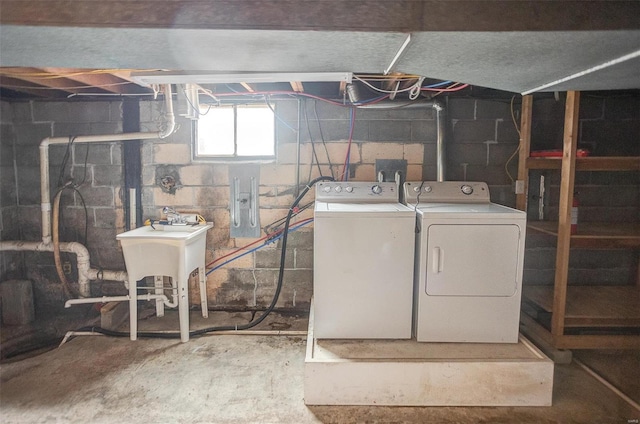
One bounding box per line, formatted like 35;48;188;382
316;182;399;203
403;181;490;204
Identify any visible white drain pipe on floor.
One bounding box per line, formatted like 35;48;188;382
2;84;176;301
0;240;126;297
64;293;169;308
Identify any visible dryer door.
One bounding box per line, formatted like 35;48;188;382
425;224;521;297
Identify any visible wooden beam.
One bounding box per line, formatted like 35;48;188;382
289;81;304;92
551;91;580;339
516;95;532;211
554;334;640;349
240;82;255;93
41;68;148;94
0;75;66;98
0;67;95;94
339;80;347;97
526;156;640;171
1;1;638;31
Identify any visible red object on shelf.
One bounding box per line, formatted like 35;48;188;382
530;149;590;158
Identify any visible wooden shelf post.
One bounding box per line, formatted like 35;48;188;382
516;95;533;212
551;91;580;341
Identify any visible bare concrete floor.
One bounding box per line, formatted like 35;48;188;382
1;310;639;423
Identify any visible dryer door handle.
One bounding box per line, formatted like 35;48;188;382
432;247;444;273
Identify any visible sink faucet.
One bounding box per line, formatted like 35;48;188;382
162;206;185;224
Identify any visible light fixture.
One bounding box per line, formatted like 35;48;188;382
131;71;353;86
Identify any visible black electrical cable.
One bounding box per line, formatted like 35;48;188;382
74;175;335;339
313;100;335;179
263;200;314;235
304;99;323;182
57;136;76;187
76;143;90;187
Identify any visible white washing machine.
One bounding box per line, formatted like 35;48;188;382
313;181;415;339
404;181;527;343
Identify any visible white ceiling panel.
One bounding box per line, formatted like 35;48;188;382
397;31;640;93
0;26;406;74
1;25;639;94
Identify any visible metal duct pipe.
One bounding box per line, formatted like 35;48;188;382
355;100;447;181
433;102;446;182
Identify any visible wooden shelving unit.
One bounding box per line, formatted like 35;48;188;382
516;91;640;350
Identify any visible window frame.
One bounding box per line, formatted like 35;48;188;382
191;102;277;163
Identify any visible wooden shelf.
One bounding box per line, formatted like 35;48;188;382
516;92;640;349
523;285;640;328
527;221;640;248
526;156;640;171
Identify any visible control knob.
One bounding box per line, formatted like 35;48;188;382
424;185;433;193
371;185;383;194
461;184;474;195
334;186;342;192
323;185;331;193
345;186;353;193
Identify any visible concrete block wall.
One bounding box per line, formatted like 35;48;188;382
1;99;126;307
1;101;17;238
0;100;21;282
522;92;640;286
1;92;637;316
139;98;441;310
448;97;521;205
136;96;522;310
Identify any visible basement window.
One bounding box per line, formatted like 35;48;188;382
193;104;275;160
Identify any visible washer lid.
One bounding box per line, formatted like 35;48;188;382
416;202;526;219
315;201;415;216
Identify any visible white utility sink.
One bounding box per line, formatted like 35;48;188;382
152;224;203;232
117;223;212;342
122;223;210;237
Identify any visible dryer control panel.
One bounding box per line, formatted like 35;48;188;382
404;181;490;204
316;182;399;203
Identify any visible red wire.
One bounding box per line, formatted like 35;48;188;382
205;217;315;268
355;94;390;105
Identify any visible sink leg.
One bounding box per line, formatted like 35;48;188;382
199;266;208;318
129;280;137;341
178;272;189;342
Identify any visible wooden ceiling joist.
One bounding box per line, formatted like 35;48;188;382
41;68;143;94
0;67;103;95
0;75;67;98
290;81;304;92
240;82;255;93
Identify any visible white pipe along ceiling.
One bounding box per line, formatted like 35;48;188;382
0;84;176;303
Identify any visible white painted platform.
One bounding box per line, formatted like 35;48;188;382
304;303;553;406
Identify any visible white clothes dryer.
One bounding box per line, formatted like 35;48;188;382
404;181;527;343
313;181;415;339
